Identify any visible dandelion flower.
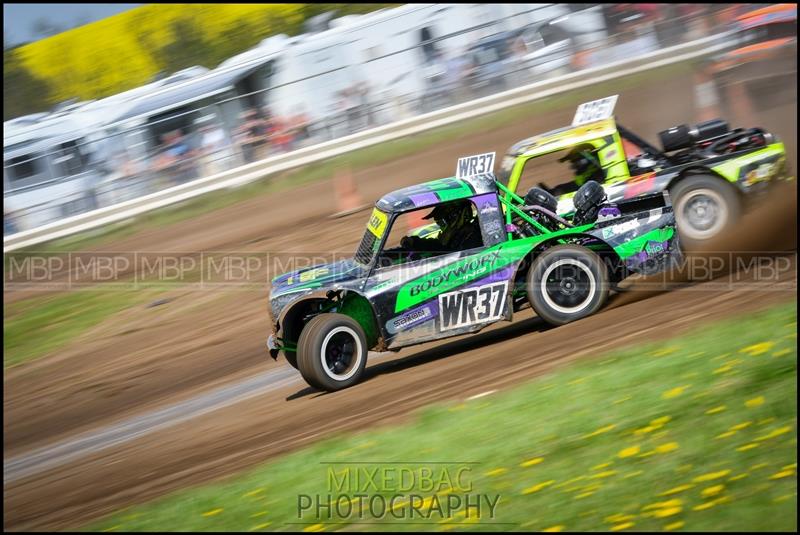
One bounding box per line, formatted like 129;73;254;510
745;396;765;408
662;386;690;399
769;470;795;480
659;484;694;496
521;457;544;467
701;485;725;497
705;406;726;415
485;468;507;477
693;470;731;482
542;525;565;532
656;442;679;454
202;508;223;517
665;521;685;531
610;522;635;531
619;445;641;458
522;480;555;494
740;342;774;355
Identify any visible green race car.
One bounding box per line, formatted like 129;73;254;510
267;161;682;391
497;95;790;247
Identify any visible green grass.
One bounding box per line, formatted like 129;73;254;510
3;288;164;368
87;301;797;532
26;61;695;254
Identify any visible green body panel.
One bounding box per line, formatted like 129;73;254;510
614;227;675;260
339;294;380;346
711;143;786;182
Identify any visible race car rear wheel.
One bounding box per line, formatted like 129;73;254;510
527;245;609;326
670;175;741;248
297;313;368;391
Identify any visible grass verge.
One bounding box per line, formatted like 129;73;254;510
3;288;164;368
88;301;797;532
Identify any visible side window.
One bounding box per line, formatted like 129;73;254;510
5;154;41;183
515;147;597;198
54;140;86;176
377;200;484;268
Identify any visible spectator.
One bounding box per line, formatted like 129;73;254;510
290;106;312;147
198;120;233;176
155;130;197;185
235;109;269;163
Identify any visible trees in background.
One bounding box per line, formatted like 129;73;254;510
6;4;396;120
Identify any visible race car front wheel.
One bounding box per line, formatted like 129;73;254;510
527;246;610;326
297;313;368;391
670;175;741;248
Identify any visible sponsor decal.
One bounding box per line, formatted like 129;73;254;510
386;304;435;334
456;152;495;178
602;218;639;239
367;208;388;238
572;95;618;126
408;251;500;298
439;281;508;331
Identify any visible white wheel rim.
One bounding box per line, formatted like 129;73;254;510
676;187;729;241
320;326;362;381
540;259;597;315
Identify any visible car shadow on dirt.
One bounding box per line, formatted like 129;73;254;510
286;315;551;399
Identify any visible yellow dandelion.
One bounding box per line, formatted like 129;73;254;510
610;522;635;531
542;525;565;532
769;470;795;480
745;396;765;408
784;463;797;470
716;431;736;439
654;507;682;518
729;473;749;481
662;386;690;399
774;494;796;503
575;491;596;499
731;421;752;431
303;524;326;532
634;425;658;436
652;346;679;357
655;442;679;454
250;523;271;531
736;443;760;452
693;470;731;482
651;416;672;427
665;521;685;531
706;406;726;414
619;445;640;458
740;341;775;355
521;457;544;467
202;508;224;517
713;364;733;374
244;488;266;498
522;480;555;494
772;348;791;357
485;468;507;477
701;485;725;497
643;499;682;510
251;512;268;518
623;470;644;479
693;502;714;511
605;514;636;523
659;484;694;496
758;417;776;426
593;462;612;470
756;426;793;441
752;463;769;470
583;424;616;439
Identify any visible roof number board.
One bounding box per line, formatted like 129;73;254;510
572;95;618;126
456;152;495;179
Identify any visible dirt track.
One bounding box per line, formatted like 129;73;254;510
3;68;797;531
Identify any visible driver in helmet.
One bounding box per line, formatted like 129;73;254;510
542;146;605;197
401;200;482;255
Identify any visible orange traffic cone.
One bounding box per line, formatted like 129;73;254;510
331;166;368;218
693;68;723;122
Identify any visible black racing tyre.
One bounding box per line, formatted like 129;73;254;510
527;245;610;326
297;313;368;392
669;175;741;249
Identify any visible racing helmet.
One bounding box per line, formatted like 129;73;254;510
423;201;473;236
